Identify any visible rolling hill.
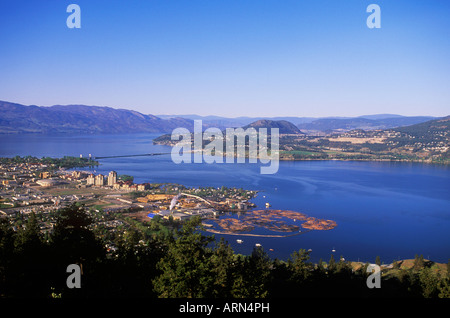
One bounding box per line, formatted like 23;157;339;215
0;101;193;134
392;115;450;139
296;116;436;133
242;119;304;135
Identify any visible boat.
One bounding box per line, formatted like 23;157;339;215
265;202;271;208
236;239;243;244
332;248;336;253
255;243;262;247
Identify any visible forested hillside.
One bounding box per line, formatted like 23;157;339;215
1;204;448;298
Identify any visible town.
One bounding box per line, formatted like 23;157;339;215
0;156;258;242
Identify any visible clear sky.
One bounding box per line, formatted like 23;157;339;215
0;0;449;117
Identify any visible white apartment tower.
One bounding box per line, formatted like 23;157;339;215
86;174;95;185
108;171;117;186
95;174;104;186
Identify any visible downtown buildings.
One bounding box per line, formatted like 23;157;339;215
86;171;116;187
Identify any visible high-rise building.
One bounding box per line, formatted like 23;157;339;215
86;174;95;185
95;174;104;186
108;171;117;186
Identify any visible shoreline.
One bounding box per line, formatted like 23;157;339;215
150;142;449;165
277;157;449;165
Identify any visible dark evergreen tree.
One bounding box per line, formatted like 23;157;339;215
375;255;381;266
419;267;440;298
210;238;235;297
49;204;106;297
12;212;51;297
316;258;325;273
0;217;16;296
231;246;272;298
413;254;425;271
287;249;312;285
328;254;336;273
152;216;215;297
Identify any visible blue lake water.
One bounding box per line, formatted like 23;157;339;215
1;133;449;263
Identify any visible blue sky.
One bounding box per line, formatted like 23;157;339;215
0;0;449;117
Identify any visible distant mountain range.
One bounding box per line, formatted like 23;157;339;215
0;101;193;134
159;113;437;134
0;100;440;134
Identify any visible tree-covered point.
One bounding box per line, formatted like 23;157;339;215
117;174;134;182
0;155;99;168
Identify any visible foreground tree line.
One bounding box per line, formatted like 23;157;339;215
0;204;449;298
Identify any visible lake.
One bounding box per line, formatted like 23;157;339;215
1;133;449;263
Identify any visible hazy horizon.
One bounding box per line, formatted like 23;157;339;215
1;99;444;120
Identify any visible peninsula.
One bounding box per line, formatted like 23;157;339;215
154;116;449;164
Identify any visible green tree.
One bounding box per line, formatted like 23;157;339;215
123;228;141;247
413;254;425;271
152;216;215;297
210;238;236;297
375;255;381;266
0;218;16;296
316;258;325;273
336;255;352;275
231;247;272;298
49;204;105;297
419;267;440;298
108;231;164;298
438;279;450;298
15;213;42;252
288;249;312;284
10;212;52;297
328;254;336;273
